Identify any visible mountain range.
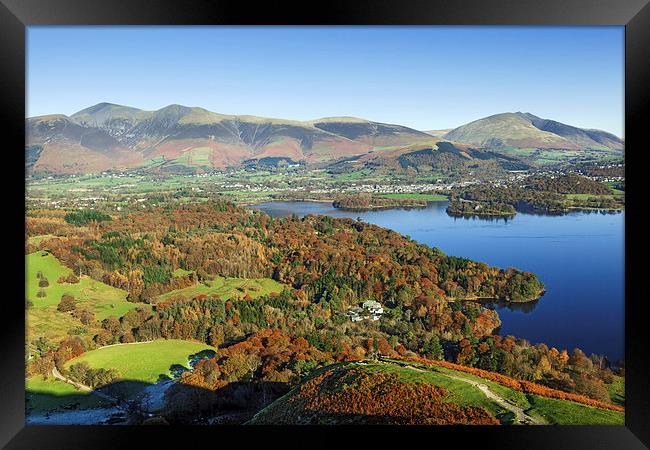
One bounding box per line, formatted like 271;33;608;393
26;103;623;174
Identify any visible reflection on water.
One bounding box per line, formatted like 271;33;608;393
480;297;541;314
448;215;514;224
250;200;624;360
582;209;623;216
514;201;623;217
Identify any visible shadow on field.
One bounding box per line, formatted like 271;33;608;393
27;360;290;425
97;380;152;401
162;380;290;424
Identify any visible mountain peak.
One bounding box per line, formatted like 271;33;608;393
72;102;141;116
158;103;192;111
28;114;70;123
71;102;150;128
91;101;121;109
310;116;370;124
443;112;622;151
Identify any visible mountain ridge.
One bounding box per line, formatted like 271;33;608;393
26;104;623;174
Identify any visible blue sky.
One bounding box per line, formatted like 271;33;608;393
27;26;624;137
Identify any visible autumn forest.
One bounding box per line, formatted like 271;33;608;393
25;197;624;425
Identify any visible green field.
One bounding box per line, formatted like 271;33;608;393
524;394;623;425
534;149;583;160
65;340;215;387
156;275;286;302
27;305;89;351
26;252;139;320
563;192;625;210
529;148;622;167
26;252;145;351
174;147;212;167
377;193;449;201
497;147;539;157
565;193;620;200
534;158;564;166
172;268;194;277
332;169;377;181
26;375;113;413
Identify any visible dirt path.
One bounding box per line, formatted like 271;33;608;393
440;372;546;425
51;366;120;404
379;361;546;425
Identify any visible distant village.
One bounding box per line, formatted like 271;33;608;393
26;161;624;211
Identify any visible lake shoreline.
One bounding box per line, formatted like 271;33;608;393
251;200;624;361
454;290;546;304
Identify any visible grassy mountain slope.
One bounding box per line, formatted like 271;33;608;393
248;359;624;425
443;112;623;151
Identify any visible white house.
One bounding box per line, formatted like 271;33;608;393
348;301;384;322
347;306;364;322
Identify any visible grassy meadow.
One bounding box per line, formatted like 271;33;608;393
65;339;215;385
156;275;286;303
26;250;145;351
26;251;137;319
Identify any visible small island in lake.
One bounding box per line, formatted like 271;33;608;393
446;199;516;218
333;193;429;211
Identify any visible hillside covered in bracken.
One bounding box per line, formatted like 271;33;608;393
248;358;623;425
249;363;501;425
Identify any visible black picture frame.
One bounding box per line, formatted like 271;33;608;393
2;0;648;448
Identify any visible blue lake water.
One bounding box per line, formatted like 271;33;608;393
250;201;625;361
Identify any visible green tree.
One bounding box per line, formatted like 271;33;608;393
422;335;444;360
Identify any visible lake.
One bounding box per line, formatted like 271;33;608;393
250;201;625;361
